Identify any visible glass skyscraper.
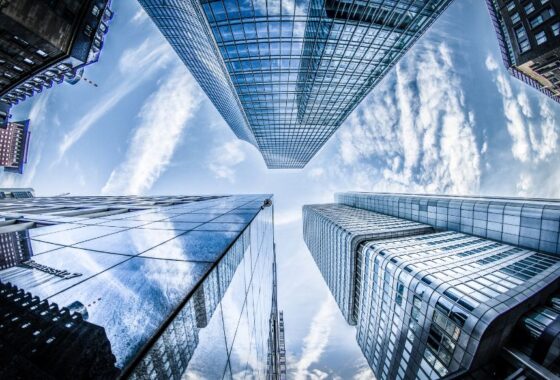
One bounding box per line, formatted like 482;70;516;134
0;192;283;379
304;192;560;379
138;0;453;168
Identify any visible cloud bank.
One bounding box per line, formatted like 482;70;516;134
485;54;558;163
208;140;247;182
328;41;481;195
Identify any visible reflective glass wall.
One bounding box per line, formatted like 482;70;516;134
140;0;453;168
0;194;277;379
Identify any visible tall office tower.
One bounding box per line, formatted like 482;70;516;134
303;204;434;323
0;120;30;174
486;0;560;103
0;193;282;379
267;248;287;379
304;193;560;379
0;0;113;126
139;0;453;168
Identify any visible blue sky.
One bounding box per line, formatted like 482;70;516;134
2;0;560;378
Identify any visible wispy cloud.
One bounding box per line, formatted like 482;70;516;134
102;66;201;195
293;296;337;380
352;365;374;380
486;53;558;163
332;41;481;195
130;6;148;25
208;140;247;182
57;38;175;160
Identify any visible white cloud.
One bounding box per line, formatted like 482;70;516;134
486;53;558;163
276;209;301;226
130;7;148;25
353;365;374;380
293;297;337;380
484;54;499;71
331;41;481;195
308;167;325;179
101;65;201;195
57;38;174;160
208;140;247;182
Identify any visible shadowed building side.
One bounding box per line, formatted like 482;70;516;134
0;0;113;125
485;0;560;103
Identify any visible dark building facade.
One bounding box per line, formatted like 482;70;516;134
0;193;283;379
0;231;32;270
486;0;560;102
0;282;120;379
0;120;30;174
304;193;560;379
0;0;113;125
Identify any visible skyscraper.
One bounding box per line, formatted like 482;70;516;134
0;0;113;125
139;0;453;168
0;120;30;174
486;0;560;103
0;192;283;379
304;192;560;379
267;246;287;379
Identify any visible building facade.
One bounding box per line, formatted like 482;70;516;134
486;0;560;103
0;192;283;379
0;0;113;125
267;248;287;380
303;192;560;379
303;203;434;323
139;0;453;168
0;120;30;174
337;192;560;255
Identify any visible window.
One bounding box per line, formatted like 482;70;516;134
524;3;535;14
92;5;100;17
507;1;516;11
531;15;545;28
396;281;405;306
35;49;48;58
511;12;521;23
84;24;93;37
553;22;560;36
536;30;547;44
13;35;29;46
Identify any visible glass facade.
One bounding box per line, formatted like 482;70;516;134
356;231;560;379
0;193;280;379
304;193;560;379
139;0;453;168
302;203;433;323
337;192;560;255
